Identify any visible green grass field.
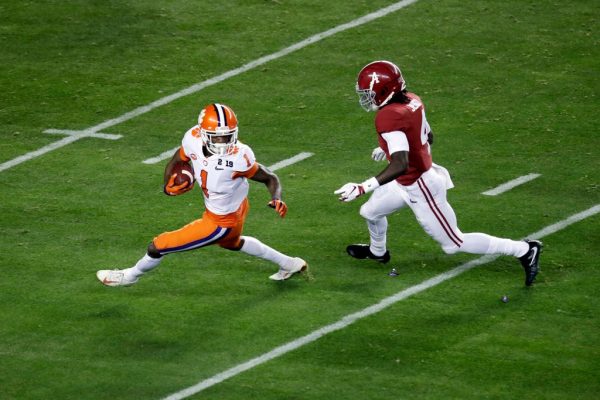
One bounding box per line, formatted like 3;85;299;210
1;1;599;399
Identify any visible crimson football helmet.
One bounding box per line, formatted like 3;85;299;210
198;103;239;155
355;60;406;111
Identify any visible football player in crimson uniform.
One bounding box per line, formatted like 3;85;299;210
335;61;541;286
97;103;307;286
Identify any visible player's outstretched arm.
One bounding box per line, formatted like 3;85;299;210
250;164;287;217
335;151;408;202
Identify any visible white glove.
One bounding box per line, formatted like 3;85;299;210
334;183;365;202
371;147;386;162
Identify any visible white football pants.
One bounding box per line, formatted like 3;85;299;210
359;165;528;258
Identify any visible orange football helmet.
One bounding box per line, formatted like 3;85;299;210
198;103;239;155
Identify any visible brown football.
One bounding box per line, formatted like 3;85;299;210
172;161;195;186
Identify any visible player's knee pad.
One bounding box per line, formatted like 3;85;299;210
360;202;378;221
147;242;163;258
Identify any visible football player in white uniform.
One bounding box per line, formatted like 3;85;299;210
335;61;541;286
97;103;307;286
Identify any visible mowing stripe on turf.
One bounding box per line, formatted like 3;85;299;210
0;0;419;174
482;173;542;196
161;204;600;400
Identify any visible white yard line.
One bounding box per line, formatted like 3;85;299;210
482;173;541;196
1;0;419;174
162;204;600;400
268;152;314;171
0;130;123;173
143;147;180;165
0;135;82;173
44;128;122;141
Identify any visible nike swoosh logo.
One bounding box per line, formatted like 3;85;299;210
102;277;116;284
409;199;417;204
214;167;224;171
529;247;538;266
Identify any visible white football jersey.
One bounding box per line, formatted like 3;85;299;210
181;126;257;215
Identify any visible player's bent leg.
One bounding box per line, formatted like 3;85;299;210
349;183;406;263
458;233;527;256
238;236;308;280
411;196;465;255
147;243;162;258
406;170;542;286
360;205;389;258
455;233;541;286
97;218;228;287
154;219;231;255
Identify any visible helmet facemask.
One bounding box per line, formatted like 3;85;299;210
202;127;238;156
355;60;406;112
198;103;239;156
356;84;379;112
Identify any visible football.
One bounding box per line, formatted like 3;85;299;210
172;161;195;187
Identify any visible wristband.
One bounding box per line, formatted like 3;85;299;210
361;177;380;194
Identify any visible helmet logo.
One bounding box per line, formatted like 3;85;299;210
368;72;380;90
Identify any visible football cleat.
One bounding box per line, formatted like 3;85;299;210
346;244;390;264
96;269;138;287
269;257;308;281
519;239;543;286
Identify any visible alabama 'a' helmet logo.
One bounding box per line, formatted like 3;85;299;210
368;72;380;88
198;103;239;156
356;60;406;112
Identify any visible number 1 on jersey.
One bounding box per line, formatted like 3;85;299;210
200;170;209;198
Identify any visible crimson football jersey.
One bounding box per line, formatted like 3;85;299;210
375;92;432;185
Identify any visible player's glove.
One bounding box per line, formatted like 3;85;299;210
334;183;365;202
268;198;288;218
334;177;380;202
164;173;193;196
371;146;386;162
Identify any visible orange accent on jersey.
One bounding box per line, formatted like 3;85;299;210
200;170;209;197
243;153;252;167
232;162;259;180
178;147;191;162
191;126;201;138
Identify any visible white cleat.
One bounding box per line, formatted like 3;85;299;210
96;269;138;287
269;257;308;281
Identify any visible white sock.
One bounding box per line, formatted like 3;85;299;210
240;236;292;268
124;253;162;280
367;217;388;257
461;233;529;257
